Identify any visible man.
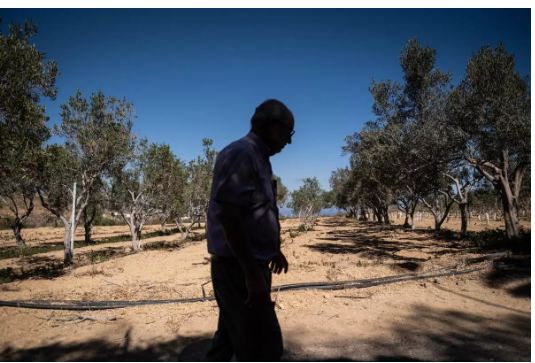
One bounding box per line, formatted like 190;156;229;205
205;99;294;361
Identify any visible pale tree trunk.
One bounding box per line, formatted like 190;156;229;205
468;152;526;240
175;217;195;240
444;173;474;239
398;198;417;229
126;213;143;252
130;223;142;251
62;218;74;264
160;212;171;232
38;186;89;266
420;193;455;235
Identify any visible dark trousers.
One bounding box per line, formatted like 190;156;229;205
205;256;283;362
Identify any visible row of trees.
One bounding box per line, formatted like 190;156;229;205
0;21;220;264
331;39;530;240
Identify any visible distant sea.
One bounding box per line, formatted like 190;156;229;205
279;207;341;218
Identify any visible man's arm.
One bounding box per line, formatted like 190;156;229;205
219;202;270;306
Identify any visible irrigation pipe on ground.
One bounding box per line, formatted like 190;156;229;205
0;266;484;311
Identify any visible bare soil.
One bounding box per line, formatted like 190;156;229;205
0;216;530;361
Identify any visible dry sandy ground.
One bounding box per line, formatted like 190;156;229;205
0;217;530;361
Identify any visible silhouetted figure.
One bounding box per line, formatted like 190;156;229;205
205;99;294;361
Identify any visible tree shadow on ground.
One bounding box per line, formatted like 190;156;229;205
483;254;531;297
372;304;531;361
1;302;530;361
309;219;531;291
0;330;214;361
283;304;530;361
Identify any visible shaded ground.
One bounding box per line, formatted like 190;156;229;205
0;217;530;361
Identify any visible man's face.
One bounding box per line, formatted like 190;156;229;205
267;117;294;156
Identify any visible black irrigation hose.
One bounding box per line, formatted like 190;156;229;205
0;266;483;311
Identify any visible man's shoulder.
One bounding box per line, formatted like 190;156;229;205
219;136;254;160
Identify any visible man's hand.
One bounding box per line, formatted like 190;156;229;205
269;252;289;274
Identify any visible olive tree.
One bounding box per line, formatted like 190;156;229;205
273;175;288;208
289;177;329;230
183;138;216;230
38;91;134;264
0;20;58;247
329;168;360;218
449;45;530;239
109;141;187;250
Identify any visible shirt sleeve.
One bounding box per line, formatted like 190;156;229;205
213;148;257;207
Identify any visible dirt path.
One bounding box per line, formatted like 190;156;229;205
0;217;530;361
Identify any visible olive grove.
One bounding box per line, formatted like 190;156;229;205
334;39;530;240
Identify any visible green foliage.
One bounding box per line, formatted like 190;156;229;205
38;144;80;215
0;20;57;173
184;138;216;217
273;174;288;208
449;44;530;166
142;143;188;222
0;19;58;244
289;177;328;228
56;90;136;178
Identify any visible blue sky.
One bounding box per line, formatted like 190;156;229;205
1;9;531;192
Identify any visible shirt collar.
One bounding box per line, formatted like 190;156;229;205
245;131;270;158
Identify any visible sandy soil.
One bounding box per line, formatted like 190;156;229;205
0;217;530;361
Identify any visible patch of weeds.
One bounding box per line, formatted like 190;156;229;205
88;250;112;263
189;233;206;241
0;245;56;260
0;267;14;283
95;234;132;244
289;230;300;238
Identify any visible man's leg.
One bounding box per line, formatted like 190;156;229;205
207;257;283;362
205;312;234;361
238;263;283;361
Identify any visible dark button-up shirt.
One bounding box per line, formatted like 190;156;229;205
207;132;280;261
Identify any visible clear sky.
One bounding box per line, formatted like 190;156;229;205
1;9;531;192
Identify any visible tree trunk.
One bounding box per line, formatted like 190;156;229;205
359;207;368;221
83;206;96;244
459;203;468;238
84;220;93;244
63;224;74;265
402;212;410;228
433;214;442;235
12;219;25;248
130;224;142;251
499;183;521;240
382;207;390;225
374;210;382;223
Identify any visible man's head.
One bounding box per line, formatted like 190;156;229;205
250;99;295;156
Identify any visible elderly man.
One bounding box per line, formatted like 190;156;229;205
205;99;294;361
